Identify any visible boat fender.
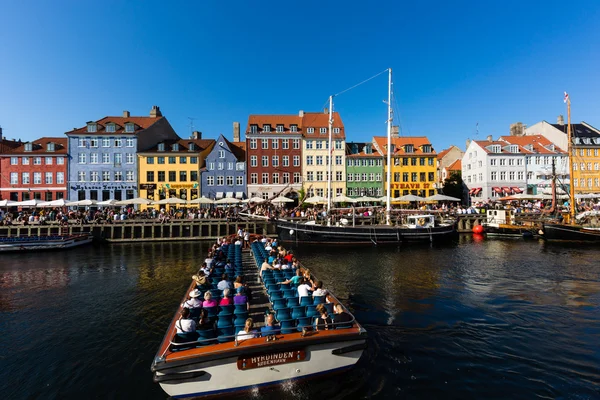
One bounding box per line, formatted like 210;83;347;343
538;229;544;236
289;229;294;235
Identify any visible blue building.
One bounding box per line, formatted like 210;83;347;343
201;132;246;200
65;106;179;201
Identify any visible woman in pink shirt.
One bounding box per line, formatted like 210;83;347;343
202;291;218;308
219;288;232;306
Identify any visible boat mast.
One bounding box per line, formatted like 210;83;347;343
386;68;392;225
327;95;333;220
566;93;576;223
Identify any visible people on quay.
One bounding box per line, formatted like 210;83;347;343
314;304;333;331
236;318;259;340
176;308;197;334
333;303;353;326
202;291;218;308
217;274;232;291
219;288;232;306
183;289;203;308
260;313;279;336
233;286;249;310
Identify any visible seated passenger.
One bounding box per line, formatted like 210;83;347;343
261;260;275;273
184;289;203;308
233;276;244;291
236;318;259;340
176;308;197;333
197;309;213;330
260;313;279;336
333;304;353;326
312;280;328;297
233;286;249;310
192;272;207;287
297;278;313;298
202;291;218;308
217;274;232;291
219;288;232;306
278;269;303;286
224;259;233;271
314;304;333;331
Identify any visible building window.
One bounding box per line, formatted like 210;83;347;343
250;139;257;149
250;173;258;184
114;138;122;147
102;138;110;147
90;153;98;164
45;157;53;165
500;171;506;180
218;150;225;158
126;171;134;182
126;153;134;164
319;127;326;134
316;156;323;165
10;172;18;184
105;124;115;133
57;172;64;184
262;156;268;167
114;171;123;181
306;140;313;149
158;171;165;182
272;139;279;149
276;125;284;133
87;123;97;133
33;157;41;165
169;171;176;182
191;157;198;164
282;139;290;149
10;157;18;165
336;171;343;181
306;156;313;166
290;125;297;133
293;156;300;166
307;127;314;134
262;173;269;184
335;155;342;165
102;153;110;164
316;141;323;150
191;171;198;181
293;172;301;183
272;173;279;184
262;139;268;149
147;171;155;182
263;124;271;132
306;172;314;181
217;176;224;185
90;171;99;182
78;153;86;164
236;176;243;185
226;176;233;185
333;128;340;134
250;125;258;134
34;173;42;184
250;156;257;167
157;157;165;164
272;156;279;167
316;171;323;181
180;171;187;182
147;157;155;164
167;156;175;164
76;171;84;182
207;176;214;186
102;171;110;182
293;139;300;149
227;162;233;170
518;171;524;179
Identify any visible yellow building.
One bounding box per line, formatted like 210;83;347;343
373;136;437;198
137;138;215;209
301;111;346;198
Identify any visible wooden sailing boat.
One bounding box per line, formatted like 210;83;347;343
274;69;458;244
542;93;600;241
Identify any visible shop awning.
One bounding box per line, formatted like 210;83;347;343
474;188;482;195
469;188;476;195
511;187;523;194
493;187;503;194
215;192;224;199
235;192;244;199
501;187;511;193
226;192;234;198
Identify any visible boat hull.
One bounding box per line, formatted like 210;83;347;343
154;338;366;399
275;220;457;245
483;224;539;238
543;223;600;241
0;234;94;252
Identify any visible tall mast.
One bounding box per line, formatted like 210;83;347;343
385;68;392;225
566;93;576;223
327;95;333;219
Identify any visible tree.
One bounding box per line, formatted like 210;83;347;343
441;171;464;202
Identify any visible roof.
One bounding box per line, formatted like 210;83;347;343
245;111;345;138
499;135;566;154
345;142;382;157
447;159;462;171
142;138;215;153
6;137;68;155
436;145;462;160
221;135;246;162
550;123;600;138
0;138;22;153
246;115;303;134
372;136;436;156
66;116;162;135
301;112;345;138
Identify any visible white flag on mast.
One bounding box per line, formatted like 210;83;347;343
563;92;569;103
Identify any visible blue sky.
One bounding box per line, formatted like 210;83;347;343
1;0;599;151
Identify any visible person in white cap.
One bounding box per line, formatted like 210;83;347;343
183;289;202;308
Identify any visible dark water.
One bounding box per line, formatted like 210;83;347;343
1;237;599;399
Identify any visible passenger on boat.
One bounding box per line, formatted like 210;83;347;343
196;309;213;330
217;274;232;291
234;237;242;246
333;304;353;325
277;269;303;286
314;304;333;331
297;278;313;298
312;280;328;297
260;313;279;335
192;272;207;287
267;250;277;264
261;260;275;273
200;262;212;276
219;288;232;306
234;276;245;291
176;308;197;333
233;286;249;310
236;318;259;340
224;259;233;272
202;291;218;308
183;289;203;308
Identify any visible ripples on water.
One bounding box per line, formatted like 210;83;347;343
0;238;599;399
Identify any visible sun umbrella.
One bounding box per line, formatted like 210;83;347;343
38;199;68;207
115;197;152;205
243;196;265;203
0;199;15;207
303;195;327;204
423;194;461;202
271;195;294;204
97;199;118;206
10;199;46;207
152;197;185;205
353;195;380;202
188;196;214;204
394;194;425;202
215;197;241;205
65;199;98;206
331;195;356;203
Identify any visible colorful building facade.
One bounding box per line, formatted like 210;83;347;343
201;133;246;200
345;142;383;197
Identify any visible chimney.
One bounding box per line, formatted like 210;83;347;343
0;125;2;140
123;110;130;118
466;139;471;149
150;105;162;117
191;131;202;139
509;122;525;136
233;121;240;142
391;125;399;138
487;135;493;142
557;115;564;125
299;110;304;117
324;107;328;114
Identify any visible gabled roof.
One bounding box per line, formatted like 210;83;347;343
550;122;600;138
447;159;462;171
245;111;345;138
6;137;68;155
499;135;566;154
0;138;22;153
142;138;214;153
66;116;162;135
345;142;382;157
437;145;462;160
246;115;303;134
213;134;246;162
372;136;436;155
301;112;345;139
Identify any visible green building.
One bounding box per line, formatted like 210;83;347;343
345;142;384;197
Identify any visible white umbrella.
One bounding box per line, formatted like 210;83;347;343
12;199;47;207
0;199;15;207
424;194;461;202
331;195;356;203
188;196;214;204
97;199;118;206
152;197;185;205
394;194;424;202
242;196;265;203
115;197;152;205
303;195;327;204
353;195;380;202
215;197;241;205
38;199;68;207
65;199;98;206
271;195;294;204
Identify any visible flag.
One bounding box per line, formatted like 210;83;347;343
563;92;569;103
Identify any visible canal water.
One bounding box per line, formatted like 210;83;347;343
0;237;599;399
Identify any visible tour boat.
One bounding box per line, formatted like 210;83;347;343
151;241;367;398
480;209;540;238
0;233;93;252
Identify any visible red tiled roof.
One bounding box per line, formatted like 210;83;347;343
447;159;462;171
246;115;303;134
301;112;345;139
245;111;345;138
437;147;453;160
66;116;162;135
0;139;22;153
499;135;566;154
373;136;436;155
7;137;68;155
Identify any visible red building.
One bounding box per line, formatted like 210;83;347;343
245;113;304;199
0;137;68;201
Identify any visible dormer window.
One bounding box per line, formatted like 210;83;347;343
24;143;33;152
525;144;534;151
405;144;414;153
548;144;555;151
47;143;55;152
584;138;591;144
276;124;284;133
106;124;116;133
489;144;501;153
125;123;135;133
87;123;97;133
157;143;165;151
320;128;327;134
188;143;195;151
263;124;271;132
333;128;340;134
509;145;519;153
365;144;372;154
250;124;258;134
594;138;600;145
172;143;179;151
422;144;432;153
290;124;298;132
307;127;314;134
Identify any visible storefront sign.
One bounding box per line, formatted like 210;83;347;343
140;184;157;190
237;350;305;370
70;184;136;190
390;183;430;189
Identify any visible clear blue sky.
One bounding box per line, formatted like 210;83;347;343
1;0;599;151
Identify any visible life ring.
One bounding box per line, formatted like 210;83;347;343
417;218;426;227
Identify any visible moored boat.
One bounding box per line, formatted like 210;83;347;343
481;209;540;238
0;233;93;252
151;237;367;398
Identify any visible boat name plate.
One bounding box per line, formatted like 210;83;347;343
237;349;306;370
